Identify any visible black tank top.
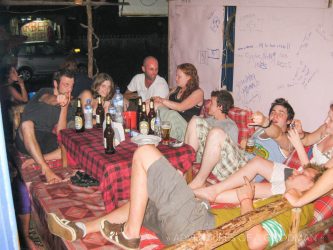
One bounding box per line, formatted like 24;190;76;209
168;87;202;122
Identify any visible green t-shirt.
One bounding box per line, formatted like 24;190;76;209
210;195;314;249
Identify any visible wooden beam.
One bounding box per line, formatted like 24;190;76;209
165;197;293;250
86;0;93;78
0;1;129;6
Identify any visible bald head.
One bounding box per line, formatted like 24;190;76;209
143;56;158;67
142;56;159;82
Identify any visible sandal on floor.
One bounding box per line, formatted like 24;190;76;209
100;220;140;250
70;171;99;187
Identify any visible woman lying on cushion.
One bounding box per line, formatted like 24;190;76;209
154;63;204;141
284;104;333;207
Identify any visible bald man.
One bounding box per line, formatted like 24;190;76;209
125;56;169;102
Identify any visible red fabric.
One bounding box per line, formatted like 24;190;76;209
29;167;164;249
228;107;255;143
60;128;196;212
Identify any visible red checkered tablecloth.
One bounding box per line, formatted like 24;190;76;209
60;128;195;212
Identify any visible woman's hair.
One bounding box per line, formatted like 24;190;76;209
303;163;325;183
91;73;115;100
330;103;333;110
177;63;199;100
0;64;15;83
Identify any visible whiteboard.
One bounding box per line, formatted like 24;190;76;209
169;0;224;98
233;7;333;131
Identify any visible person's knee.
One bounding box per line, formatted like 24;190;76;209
133;145;162;169
209;127;227;140
188;116;197;129
134;145;159;160
185;117;197;139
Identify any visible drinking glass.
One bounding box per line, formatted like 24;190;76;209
161;121;171;145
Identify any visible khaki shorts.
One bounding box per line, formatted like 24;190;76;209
196;118;248;181
143;157;215;245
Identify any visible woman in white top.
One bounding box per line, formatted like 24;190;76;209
285;104;333;206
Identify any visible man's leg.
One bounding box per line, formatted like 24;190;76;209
18;121;61;183
189;127;228;189
194;157;275;202
48;202;130;241
102;145;163;239
22;148;61;169
48;145;162;244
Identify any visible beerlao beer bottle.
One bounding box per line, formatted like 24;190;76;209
75;98;85;132
139;102;149;135
95;95;104;128
136;97;143;129
148;98;156;134
104;113;115;154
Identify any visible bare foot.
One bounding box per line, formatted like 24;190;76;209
44;168;62;183
193;186;217;202
22;158;36;169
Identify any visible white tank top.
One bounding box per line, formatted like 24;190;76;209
310;135;333;165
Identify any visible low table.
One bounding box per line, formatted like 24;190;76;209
60;128;195;212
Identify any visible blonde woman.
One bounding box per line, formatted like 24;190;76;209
285;104;333;206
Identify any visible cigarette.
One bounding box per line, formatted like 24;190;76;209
18;75;23;78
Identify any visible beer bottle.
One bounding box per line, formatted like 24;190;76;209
148;98;156;134
139;102;149;135
104;113;115;154
95;95;104;128
136;97;142;129
75;98;85;133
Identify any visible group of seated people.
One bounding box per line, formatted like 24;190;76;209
2;55;333;249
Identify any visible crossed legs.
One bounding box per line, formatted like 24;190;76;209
194;157;275;202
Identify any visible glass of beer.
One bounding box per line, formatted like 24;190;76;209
245;138;255;154
161;121;171;145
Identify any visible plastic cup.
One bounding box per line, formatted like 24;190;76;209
123;111;137;131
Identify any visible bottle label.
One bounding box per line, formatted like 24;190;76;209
104;137;107;149
75;116;83;129
96;115;100;124
139;121;149;135
150;118;156;131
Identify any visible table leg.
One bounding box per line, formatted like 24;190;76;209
185;166;193;184
61;145;68;168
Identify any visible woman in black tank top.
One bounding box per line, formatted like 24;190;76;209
155;63;204;122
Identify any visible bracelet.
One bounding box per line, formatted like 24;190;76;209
300;133;306;140
239;197;252;204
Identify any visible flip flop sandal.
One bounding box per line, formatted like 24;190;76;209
70;175;90;187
